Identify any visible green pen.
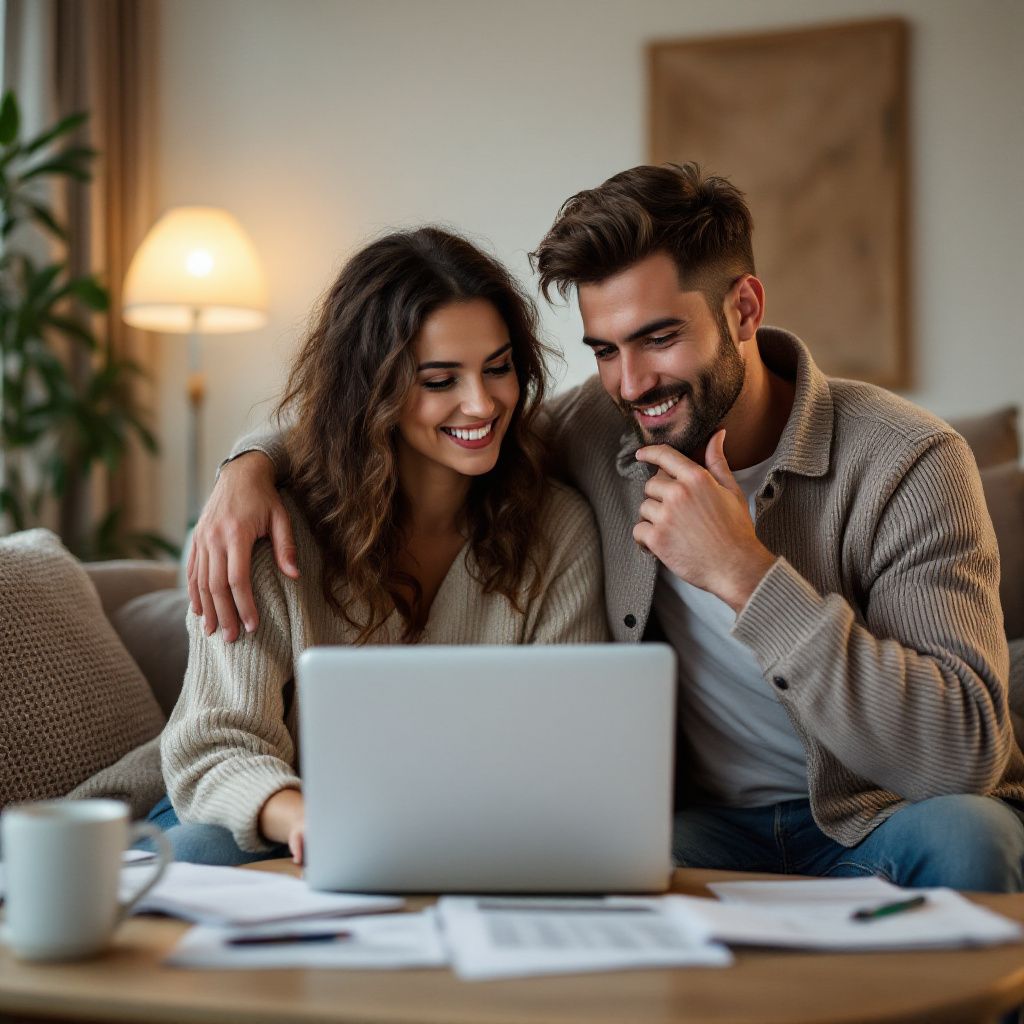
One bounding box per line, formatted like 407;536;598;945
851;895;927;922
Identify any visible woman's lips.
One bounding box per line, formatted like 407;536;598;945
440;418;497;449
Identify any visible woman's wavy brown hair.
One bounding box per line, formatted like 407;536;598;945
276;227;553;643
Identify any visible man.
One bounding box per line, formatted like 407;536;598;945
190;163;1024;891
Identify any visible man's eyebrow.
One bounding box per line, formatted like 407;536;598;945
582;318;687;348
417;341;512;371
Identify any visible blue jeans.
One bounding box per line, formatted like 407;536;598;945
673;794;1024;893
140;794;289;866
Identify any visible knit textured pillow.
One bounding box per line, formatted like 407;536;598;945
0;529;166;809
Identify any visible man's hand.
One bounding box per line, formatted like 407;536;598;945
186;451;298;642
634;429;776;613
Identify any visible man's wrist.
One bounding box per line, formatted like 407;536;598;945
720;547;777;614
222;449;275;483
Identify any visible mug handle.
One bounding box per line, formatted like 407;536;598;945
118;822;172;921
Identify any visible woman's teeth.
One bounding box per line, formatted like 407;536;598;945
443;422;493;441
640;395;681;417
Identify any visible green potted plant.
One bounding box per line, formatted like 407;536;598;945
0;89;175;559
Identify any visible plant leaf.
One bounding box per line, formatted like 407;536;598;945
46;314;98;350
22;111;88;155
0;92;20;147
25;201;66;240
70;277;109;312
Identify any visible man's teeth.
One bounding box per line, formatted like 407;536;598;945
639;395;681;417
444;422;493;441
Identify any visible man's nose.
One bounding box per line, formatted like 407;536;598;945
618;352;657;404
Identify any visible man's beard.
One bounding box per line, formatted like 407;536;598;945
620;313;745;459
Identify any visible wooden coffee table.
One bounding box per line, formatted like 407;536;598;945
2;863;1023;1024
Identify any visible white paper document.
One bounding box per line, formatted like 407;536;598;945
120;862;403;926
166;910;447;970
708;876;904;906
669;879;1024;951
437;896;733;980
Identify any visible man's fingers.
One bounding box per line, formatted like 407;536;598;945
704;429;743;497
270;503;300;579
636;444;697;479
643;473;679;502
208;547;241;643
187;539;203;616
633;520;654;552
638;497;665;525
196;545;219;635
228;543;260;635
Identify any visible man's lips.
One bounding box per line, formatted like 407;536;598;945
631;392;686;428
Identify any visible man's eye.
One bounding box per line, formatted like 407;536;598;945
648;330;680;347
485;361;514;376
422;377;456;391
593;346;616;360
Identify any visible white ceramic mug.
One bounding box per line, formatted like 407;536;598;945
0;798;172;961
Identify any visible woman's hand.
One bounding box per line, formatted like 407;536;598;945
187;451;299;642
258;788;306;865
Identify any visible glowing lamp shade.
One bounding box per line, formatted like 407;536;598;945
122;207;268;333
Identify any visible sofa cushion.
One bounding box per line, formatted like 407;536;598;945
110;589;191;717
980;461;1024;640
0;530;166;811
948;406;1020;468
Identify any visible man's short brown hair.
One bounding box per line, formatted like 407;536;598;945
531;163;755;311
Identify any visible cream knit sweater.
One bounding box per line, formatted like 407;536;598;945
161;483;609;851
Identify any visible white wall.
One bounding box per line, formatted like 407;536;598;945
153;0;1024;543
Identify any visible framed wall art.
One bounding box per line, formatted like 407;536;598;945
649;19;910;387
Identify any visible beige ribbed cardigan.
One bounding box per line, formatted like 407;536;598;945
161;483;608;851
543;328;1024;845
233;328;1024;846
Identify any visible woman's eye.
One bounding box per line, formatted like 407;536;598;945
485;361;514;376
422;377;456;391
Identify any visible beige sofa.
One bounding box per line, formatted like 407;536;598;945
2;407;1020;820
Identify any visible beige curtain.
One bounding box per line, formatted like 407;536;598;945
4;0;161;547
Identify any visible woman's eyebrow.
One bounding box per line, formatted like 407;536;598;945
417;342;512;371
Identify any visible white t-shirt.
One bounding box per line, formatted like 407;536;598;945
654;456;809;807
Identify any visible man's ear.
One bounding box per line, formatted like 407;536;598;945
729;275;765;342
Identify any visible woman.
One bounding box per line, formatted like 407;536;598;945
156;227;608;865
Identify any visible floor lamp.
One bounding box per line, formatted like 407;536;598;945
121;207;268;529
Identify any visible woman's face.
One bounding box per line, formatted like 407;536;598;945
397;298;520;481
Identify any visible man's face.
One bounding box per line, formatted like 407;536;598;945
577;252;745;458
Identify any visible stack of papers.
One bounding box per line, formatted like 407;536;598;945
120;862;402;925
667;877;1024;951
437;896;733;980
166;911;446;970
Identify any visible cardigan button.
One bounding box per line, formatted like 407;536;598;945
624;614;637;628
772;675;789;690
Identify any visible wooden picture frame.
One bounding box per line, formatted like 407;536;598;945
649;19;910;388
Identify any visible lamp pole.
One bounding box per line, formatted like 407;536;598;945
185;308;204;528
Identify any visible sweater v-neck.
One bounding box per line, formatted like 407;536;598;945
387;537;473;643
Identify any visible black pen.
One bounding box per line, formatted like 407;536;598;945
226;929;353;946
851;895;927;922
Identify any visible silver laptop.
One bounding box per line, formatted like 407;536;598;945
297;644;676;893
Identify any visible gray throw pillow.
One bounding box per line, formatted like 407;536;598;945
948;406;1020;469
979;462;1024;641
110;589;191;717
0;530;166;810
